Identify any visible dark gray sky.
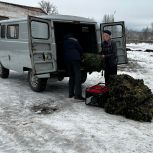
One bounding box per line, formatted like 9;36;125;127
2;0;153;30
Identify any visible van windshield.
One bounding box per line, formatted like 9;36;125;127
31;21;49;39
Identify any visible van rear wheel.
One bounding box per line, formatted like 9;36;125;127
0;63;9;78
28;70;47;92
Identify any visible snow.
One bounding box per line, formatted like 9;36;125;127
127;43;153;51
0;43;153;152
119;51;153;91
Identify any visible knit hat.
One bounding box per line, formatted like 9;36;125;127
103;30;111;35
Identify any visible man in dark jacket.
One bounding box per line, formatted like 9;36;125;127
101;30;117;85
64;34;85;101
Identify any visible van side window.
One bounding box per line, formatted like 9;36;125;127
7;24;19;39
1;25;6;38
31;21;49;39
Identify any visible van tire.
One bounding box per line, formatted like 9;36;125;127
28;70;47;92
0;63;9;78
81;71;87;84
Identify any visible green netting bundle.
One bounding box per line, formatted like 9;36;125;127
103;74;153;122
81;53;104;72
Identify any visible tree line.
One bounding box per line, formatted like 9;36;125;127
126;25;153;43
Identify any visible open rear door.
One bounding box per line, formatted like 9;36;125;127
100;21;127;64
28;16;56;75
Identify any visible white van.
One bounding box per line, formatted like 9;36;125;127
0;15;127;91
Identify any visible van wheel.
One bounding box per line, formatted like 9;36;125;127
81;71;87;84
28;70;47;92
0;63;9;78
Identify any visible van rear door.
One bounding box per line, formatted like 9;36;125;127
100;21;127;64
28;16;56;75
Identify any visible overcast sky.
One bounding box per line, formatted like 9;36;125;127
1;0;153;30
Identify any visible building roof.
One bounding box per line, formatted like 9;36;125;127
0;1;47;14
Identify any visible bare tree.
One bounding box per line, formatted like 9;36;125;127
102;14;114;23
39;0;58;14
102;14;115;36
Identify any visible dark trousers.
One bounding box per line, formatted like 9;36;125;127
104;65;117;85
65;60;82;98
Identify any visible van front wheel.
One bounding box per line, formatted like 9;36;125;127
0;63;9;78
28;70;47;92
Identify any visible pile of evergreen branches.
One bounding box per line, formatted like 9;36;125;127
81;53;104;72
102;74;153;122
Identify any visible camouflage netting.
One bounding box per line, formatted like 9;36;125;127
103;74;153;122
81;53;104;72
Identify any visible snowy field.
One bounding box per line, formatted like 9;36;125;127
127;43;153;51
0;43;153;153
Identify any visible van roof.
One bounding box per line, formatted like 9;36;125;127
0;14;96;24
43;14;96;23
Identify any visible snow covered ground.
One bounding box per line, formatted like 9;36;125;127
127;43;153;51
0;43;153;153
